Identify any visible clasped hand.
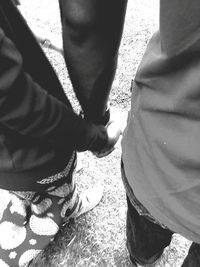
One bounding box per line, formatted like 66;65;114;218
93;110;126;158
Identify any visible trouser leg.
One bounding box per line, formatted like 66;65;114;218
182;242;200;267
126;197;173;266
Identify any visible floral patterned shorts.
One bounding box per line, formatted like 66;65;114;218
0;152;80;267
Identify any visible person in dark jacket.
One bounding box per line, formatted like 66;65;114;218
0;1;121;266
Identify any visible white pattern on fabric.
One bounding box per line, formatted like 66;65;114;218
47;213;54;218
61;187;78;218
37;152;75;184
31;198;52;215
60;200;70;218
30;215;59;236
58;198;65;205
0;190;11;221
0;222;27;250
68;186;78;211
10;194;26;217
9;251;17;259
11;191;35;201
0;259;9;267
0;152;77;266
33;195;40;202
46;186;56;192
29;239;37;245
19;249;41;267
48;182;72;198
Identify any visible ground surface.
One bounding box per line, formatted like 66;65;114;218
19;1;191;266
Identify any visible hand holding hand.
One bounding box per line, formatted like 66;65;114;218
93;117;123;158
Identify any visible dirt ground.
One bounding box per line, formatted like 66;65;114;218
19;1;192;266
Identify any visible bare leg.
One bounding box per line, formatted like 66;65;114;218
59;0;128;124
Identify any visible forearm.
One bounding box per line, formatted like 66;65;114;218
0;27;107;152
59;0;128;123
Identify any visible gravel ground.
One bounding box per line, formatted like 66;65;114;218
19;1;192;266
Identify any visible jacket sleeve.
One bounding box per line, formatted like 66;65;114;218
0;27;107;152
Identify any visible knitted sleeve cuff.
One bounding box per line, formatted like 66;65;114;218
81;105;110;126
76;123;108;153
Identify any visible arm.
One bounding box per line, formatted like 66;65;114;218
0;27;108;153
59;0;128;124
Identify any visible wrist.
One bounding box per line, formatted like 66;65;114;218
89;125;108;152
81;104;111;126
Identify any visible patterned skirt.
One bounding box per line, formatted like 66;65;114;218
0;152;80;267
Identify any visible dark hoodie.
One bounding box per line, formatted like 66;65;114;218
0;0;107;191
